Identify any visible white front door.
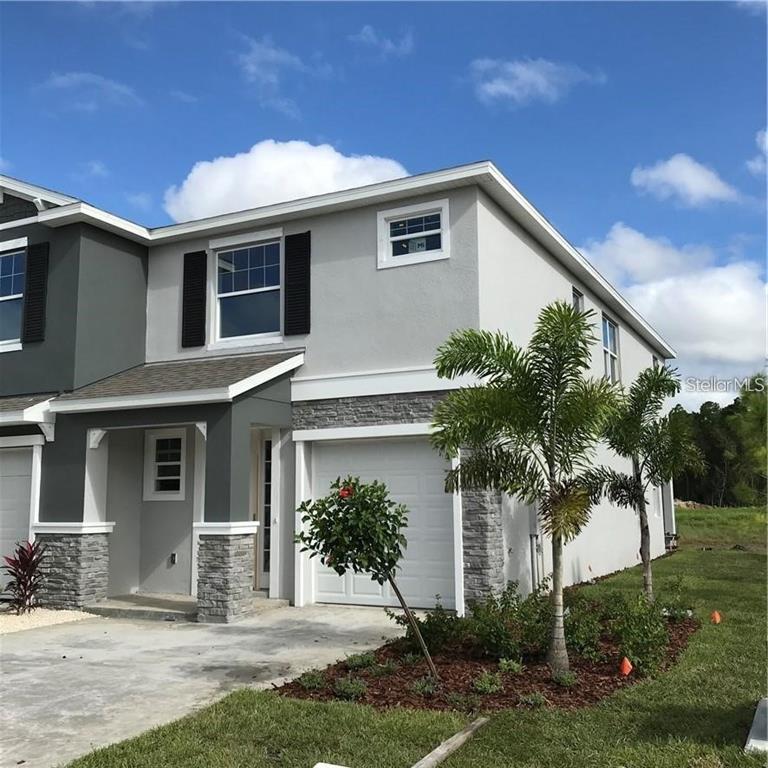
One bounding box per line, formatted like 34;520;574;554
312;438;455;609
0;448;32;559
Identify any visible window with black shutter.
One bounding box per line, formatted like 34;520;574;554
20;242;49;344
283;231;310;336
181;250;207;347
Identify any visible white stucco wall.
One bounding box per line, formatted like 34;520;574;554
145;187;480;377
477;190;668;589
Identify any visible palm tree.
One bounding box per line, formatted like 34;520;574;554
601;365;703;601
431;302;616;675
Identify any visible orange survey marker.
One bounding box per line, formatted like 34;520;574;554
619;657;633;676
710;610;722;624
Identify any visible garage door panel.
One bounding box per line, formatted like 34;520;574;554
0;448;33;561
312;439;454;609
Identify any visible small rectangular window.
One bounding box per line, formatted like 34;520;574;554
602;315;620;383
377;199;450;269
572;287;584;312
216;241;281;339
0;249;25;343
144;429;186;501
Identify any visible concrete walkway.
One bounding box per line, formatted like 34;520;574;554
0;604;398;768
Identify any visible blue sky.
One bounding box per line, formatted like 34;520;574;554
1;1;765;405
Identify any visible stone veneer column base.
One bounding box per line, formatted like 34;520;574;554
37;533;110;609
462;490;505;604
197;534;256;623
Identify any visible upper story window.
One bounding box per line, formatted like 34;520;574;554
602;314;620;383
572;287;584;312
216;241;281;339
377;199;450;269
143;428;186;501
0;248;25;344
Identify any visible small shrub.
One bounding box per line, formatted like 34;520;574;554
498;657;524;675
519;691;549;708
370;660;398;677
401;652;422;665
657;575;690;622
345;652;376;670
565;596;604;662
446;692;481;713
2;540;46;614
387;597;463;654
297;670;325;691
333;675;367;701
472;670;503;694
411;676;438;697
613;593;668;675
552;670;577;688
517;579;552;656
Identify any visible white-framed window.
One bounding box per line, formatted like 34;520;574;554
376;198;450;269
0;248;25;347
602;314;621;383
143;428;186;501
214;239;282;342
572;287;584;312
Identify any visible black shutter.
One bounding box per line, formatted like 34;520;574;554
181;251;207;347
21;242;49;343
284;231;311;336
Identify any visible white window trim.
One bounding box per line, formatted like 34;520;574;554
376;198;450;270
572;286;584;312
143;428;187;501
0;245;26;350
206;232;285;350
602;314;621;383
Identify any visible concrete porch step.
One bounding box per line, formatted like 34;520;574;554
84;593;198;622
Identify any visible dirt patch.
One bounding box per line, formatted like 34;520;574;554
276;618;699;711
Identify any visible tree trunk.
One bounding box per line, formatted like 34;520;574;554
546;533;569;675
387;574;439;681
634;458;653;602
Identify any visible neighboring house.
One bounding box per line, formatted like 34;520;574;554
0;164;677;621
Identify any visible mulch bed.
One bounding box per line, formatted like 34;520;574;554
276;618;699;712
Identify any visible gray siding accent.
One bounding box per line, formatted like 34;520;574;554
37;533;110;608
292;391;447;430
462;490;505;603
0;194;37;224
197;534;255;622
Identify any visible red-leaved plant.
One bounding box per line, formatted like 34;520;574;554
3;540;46;614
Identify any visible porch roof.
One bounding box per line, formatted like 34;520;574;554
49;351;304;413
0;392;56;426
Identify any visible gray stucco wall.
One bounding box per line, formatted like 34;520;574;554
0;194;37;224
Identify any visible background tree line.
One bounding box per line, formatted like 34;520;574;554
672;375;767;507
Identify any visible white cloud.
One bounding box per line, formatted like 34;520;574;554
73;160;109;181
349;25;414;57
164;139;408;221
236;37;329;118
735;0;767;15
40;71;142;111
630;153;739;207
469;57;605;106
581;224;766;409
127;192;152;211
746;129;767;176
580;222;714;285
170;89;198;104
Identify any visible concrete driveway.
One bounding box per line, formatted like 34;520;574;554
0;605;398;768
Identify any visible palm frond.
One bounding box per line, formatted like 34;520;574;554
434;328;526;382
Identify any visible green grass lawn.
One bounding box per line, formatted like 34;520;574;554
68;506;766;768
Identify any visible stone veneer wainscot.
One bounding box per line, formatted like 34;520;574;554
196;534;256;622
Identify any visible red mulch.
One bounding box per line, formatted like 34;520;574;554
275;618;699;712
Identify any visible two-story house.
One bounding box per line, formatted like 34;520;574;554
0;163;677;621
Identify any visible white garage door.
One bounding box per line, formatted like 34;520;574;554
0;448;32;560
312;438;455;609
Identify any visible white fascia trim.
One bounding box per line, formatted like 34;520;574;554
38;202;150;243
50;353;304;413
0;398;55;425
209;227;283;250
0;235;28;253
291;365;475;401
292;422;432;442
0;434;45;448
32;522;116;534
0;216;39;232
0;175;78;206
193;521;261;535
482;164;675;358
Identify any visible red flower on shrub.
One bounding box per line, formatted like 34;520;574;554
339;486;353;499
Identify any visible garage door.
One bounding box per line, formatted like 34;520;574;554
312;438;455;609
0;448;32;560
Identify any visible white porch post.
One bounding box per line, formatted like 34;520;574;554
293;440;313;607
83;429;109;524
451;455;465;617
190;423;207;597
